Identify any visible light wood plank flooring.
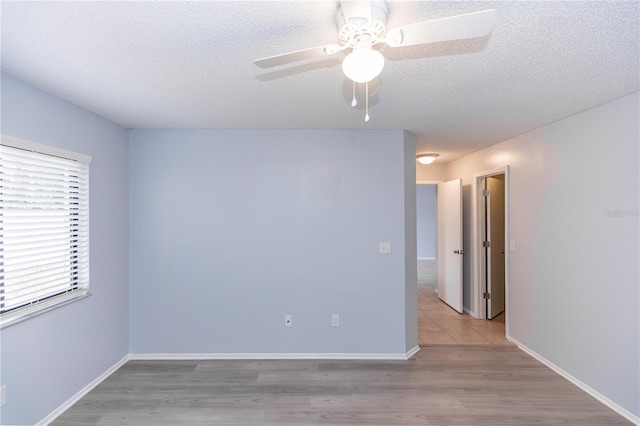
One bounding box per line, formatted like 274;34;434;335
52;346;630;425
418;259;509;346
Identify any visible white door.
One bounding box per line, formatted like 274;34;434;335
437;179;463;313
486;175;505;319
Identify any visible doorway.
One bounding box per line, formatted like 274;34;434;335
473;167;510;335
416;179;509;345
483;174;505;320
415;183;438;341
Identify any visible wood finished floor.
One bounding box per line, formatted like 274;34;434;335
417;259;509;346
52;346;630;425
52;262;628;424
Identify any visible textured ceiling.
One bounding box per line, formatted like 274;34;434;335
1;1;638;163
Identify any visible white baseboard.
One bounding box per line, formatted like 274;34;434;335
37;354;130;426
463;307;478;318
405;345;420;359
417;257;436;260
130;349;420;361
508;336;639;425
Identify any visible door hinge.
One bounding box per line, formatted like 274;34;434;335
482;189;490;197
483;292;491;299
483;240;491;248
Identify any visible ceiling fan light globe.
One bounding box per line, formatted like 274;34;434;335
342;48;385;83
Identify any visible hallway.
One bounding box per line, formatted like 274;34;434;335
417;259;510;346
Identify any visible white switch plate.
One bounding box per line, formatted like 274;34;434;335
285;315;292;327
510;240;516;252
332;314;340;327
1;385;6;407
379;242;392;254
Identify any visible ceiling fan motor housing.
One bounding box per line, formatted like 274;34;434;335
337;1;389;47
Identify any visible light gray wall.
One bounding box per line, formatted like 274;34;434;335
129;129;417;355
444;92;639;416
0;74;130;425
416;184;436;259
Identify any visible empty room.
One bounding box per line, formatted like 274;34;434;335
0;1;638;425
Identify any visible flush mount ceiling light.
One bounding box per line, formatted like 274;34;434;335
417;154;439;165
254;1;497;122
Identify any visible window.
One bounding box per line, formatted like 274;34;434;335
1;136;91;328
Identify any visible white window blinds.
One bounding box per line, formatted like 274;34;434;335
1;140;90;324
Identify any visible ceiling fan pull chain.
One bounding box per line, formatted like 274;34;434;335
351;81;357;107
365;82;370;122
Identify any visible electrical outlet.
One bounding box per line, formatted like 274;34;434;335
379;242;392;254
510;240;516;252
332;314;340;327
1;385;6;407
285;315;292;327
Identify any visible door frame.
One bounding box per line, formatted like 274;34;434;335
471;166;510;331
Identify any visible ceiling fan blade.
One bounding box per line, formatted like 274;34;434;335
385;9;497;48
340;1;371;24
254;44;341;68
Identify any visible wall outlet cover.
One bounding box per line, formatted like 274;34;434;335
379;242;392;254
332;314;340;327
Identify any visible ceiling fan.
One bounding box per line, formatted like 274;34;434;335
254;1;497;121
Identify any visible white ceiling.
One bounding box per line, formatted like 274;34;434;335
1;1;638;163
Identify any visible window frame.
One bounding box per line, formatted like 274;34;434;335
1;135;92;329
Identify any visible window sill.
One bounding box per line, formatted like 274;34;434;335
0;291;92;329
